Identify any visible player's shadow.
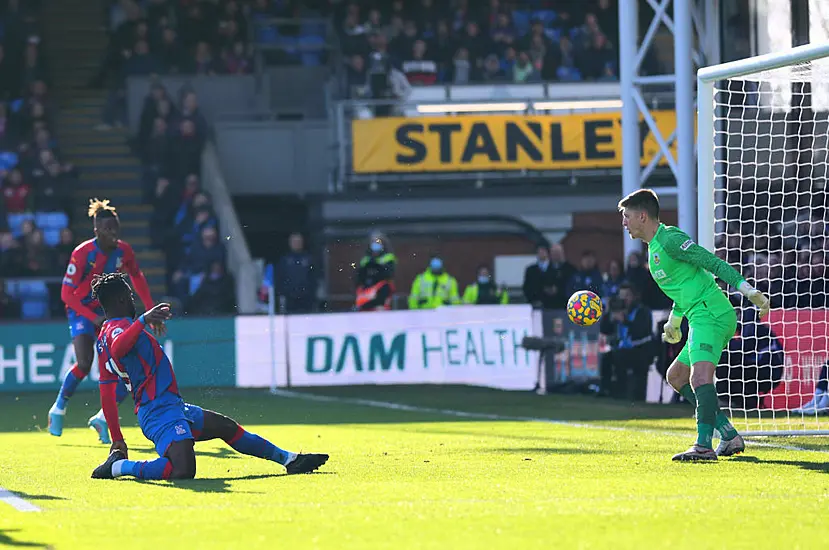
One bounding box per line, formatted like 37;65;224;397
732;455;829;473
6;491;66;502
139;471;335;494
0;529;48;548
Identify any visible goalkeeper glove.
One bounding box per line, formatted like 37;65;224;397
662;312;683;344
738;281;770;318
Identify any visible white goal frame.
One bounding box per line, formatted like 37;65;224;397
697;42;829;437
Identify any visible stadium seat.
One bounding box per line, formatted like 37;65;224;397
0;151;18;171
35;211;68;230
189;274;205;295
7;213;35;237
299;35;325;66
511;10;532;35
21;298;49;320
546;28;562;42
299;21;325;38
9;280;50;320
531;10;557;26
43;228;60;246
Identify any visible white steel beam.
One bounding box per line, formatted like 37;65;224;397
620;0;709;244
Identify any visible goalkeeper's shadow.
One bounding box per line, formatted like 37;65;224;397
730;455;829;474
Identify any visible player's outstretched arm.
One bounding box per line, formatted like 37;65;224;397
662;231;770;317
108;305;172;359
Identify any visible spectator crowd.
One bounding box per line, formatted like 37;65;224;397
337;0;620;97
137;81;235;315
96;0;258;128
0;1;82;319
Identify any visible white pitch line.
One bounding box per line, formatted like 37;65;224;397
0;488;41;512
270;389;829;454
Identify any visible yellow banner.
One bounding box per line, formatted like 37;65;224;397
352;111;686;173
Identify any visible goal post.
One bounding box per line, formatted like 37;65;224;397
697;42;829;436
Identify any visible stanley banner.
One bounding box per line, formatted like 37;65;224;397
351;111;687;173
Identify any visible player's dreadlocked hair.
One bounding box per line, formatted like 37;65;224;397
91;272;130;311
88;198;118;220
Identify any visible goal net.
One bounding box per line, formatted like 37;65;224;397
698;43;829;436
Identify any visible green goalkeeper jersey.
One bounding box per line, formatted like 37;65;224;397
647;224;746;320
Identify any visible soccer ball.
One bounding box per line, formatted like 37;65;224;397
566;290;603;327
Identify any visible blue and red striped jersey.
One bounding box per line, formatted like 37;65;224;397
97;317;180;413
61;238;154;322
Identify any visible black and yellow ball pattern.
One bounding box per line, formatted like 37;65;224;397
566;290;603;327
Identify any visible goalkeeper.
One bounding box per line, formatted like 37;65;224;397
618;189;770;462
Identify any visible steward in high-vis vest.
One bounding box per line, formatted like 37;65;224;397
355;233;396;311
408;256;460;310
462;265;509;305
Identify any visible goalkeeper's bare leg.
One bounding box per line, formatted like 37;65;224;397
666;359;745;460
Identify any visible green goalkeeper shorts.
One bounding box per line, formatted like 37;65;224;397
675;299;738;366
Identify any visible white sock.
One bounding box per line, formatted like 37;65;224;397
112;460;127;478
49;403;65;415
284;452;298;466
92;409;106;423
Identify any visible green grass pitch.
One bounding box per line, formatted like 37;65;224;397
1;386;828;549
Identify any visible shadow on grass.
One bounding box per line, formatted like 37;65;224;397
6;491;66;502
732;455;829;473
0;529;48;548
137;471;335;493
485;446;613;455
60;443;243;460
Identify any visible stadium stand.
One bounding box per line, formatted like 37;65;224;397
0;0;82;319
334;0;621;90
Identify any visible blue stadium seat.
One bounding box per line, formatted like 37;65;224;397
11;281;50;320
557;66;582;82
21;299;49;320
299;35;325;66
43;229;60;246
300;21;325;37
531;10;557;26
546;28;562;42
0;151;18;171
254;14;279;43
511;10;531;35
189;274;204;295
36;211;69;230
7;213;35;237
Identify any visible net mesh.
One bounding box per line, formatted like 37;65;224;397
713;58;829;435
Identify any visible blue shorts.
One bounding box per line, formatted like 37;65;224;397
67;307;103;338
137;392;205;457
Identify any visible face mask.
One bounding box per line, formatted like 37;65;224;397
210;272;222;281
430;258;443;271
477;275;490;285
370;241;383;253
538;260;549;270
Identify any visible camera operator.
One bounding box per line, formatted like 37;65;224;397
598;283;655;400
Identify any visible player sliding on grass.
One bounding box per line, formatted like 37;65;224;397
89;273;329;480
619;189;770;462
49;199;156;444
